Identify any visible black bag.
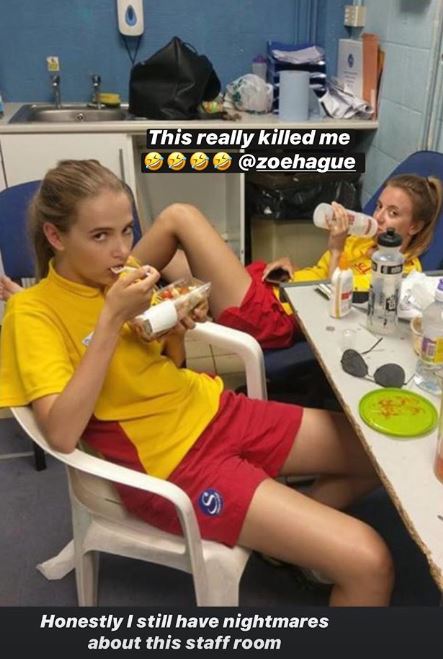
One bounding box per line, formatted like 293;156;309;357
128;36;221;119
246;171;362;220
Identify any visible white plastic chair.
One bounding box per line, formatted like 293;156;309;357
11;321;267;606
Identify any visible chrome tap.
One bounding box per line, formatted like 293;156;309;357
51;74;61;109
91;74;103;108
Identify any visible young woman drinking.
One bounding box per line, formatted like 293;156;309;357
130;174;442;349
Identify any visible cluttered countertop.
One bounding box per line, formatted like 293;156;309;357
0;102;378;134
1;37;382;135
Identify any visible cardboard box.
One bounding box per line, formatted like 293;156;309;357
362;33;380;113
337;39;363;98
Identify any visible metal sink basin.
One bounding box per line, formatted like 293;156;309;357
9;104;129;123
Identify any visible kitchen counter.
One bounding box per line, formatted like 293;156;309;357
0;102;378;134
0;102;377;292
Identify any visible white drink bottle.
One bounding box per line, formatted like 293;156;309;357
414;278;443;396
313;203;377;237
329;254;354;318
367;228;404;335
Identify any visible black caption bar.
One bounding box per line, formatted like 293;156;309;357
141;151;365;174
3;607;443;656
146;128;356;150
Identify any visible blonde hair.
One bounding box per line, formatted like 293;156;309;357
28;159;130;279
384;174;443;259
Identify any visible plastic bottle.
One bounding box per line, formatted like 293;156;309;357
313;202;377;237
329;254;353;318
252;54;267;81
367;228;404;335
414;278;443;396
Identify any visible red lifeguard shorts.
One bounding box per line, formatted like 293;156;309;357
85;391;303;547
216;261;299;349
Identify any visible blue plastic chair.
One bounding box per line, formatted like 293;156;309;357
0;180;143;280
0;180;143;469
0;181;45;469
0;180;41;280
363;150;443;270
262;150;443;390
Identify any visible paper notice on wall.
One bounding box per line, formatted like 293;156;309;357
337;39;363;99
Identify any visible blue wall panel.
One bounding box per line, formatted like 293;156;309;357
316;0;349;77
0;1;346;103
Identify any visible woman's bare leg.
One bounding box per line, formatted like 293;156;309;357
131;203;251;318
238;479;394;606
238;408;394;606
160;249;193;283
282;408;380;510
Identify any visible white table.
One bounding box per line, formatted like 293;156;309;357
283;281;443;592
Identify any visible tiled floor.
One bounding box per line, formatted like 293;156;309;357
1;428;440;606
185;335;247;392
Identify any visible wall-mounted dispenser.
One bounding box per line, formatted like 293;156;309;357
117;0;144;37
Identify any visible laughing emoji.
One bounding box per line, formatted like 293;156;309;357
167;152;187;171
144;152;163;171
213;152;232;171
190;151;209;171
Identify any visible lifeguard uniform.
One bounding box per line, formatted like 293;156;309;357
0;263;303;546
217;236;421;349
292;236;421;290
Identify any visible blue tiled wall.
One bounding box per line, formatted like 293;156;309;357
0;0;345;104
362;0;439;203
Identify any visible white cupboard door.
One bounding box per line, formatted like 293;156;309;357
1;133;136;193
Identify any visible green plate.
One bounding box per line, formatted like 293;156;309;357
359;388;438;438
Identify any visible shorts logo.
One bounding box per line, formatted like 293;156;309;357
198;488;224;516
82;332;94;347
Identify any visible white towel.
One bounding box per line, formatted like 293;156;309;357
36;539;75;580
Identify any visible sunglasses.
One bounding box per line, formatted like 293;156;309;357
340;338;407;388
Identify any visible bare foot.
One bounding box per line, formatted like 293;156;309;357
0;275;23;301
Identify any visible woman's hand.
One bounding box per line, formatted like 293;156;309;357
129;312;198;345
189;299;210;323
262;257;295;282
170;318;194;335
327;202;349;254
160;320;191;366
163;312;200;339
103;266;160;327
0;275;23;301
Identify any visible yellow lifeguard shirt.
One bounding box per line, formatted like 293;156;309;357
291;236;421;290
272;237;421;315
0;263;223;479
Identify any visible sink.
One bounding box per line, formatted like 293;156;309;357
9;104;129;123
